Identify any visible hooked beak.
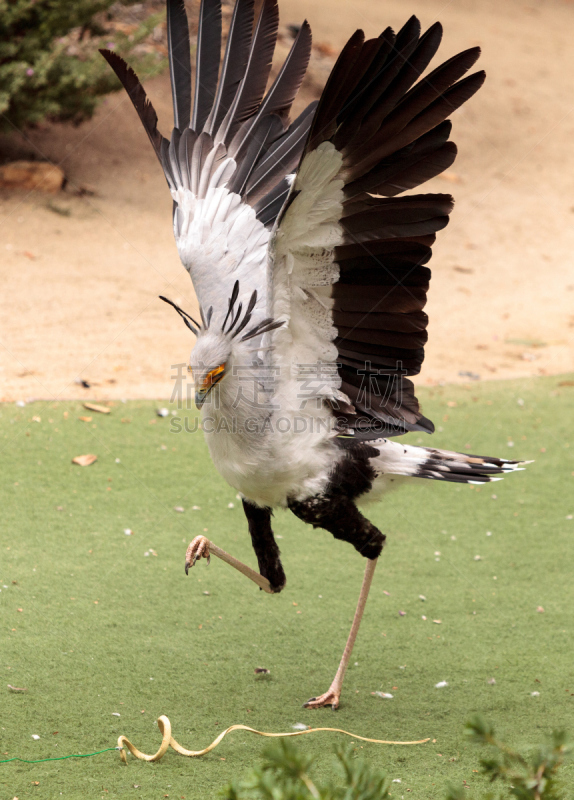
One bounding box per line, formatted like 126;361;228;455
195;365;225;409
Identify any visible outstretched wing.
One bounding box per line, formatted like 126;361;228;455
269;19;485;440
100;0;315;322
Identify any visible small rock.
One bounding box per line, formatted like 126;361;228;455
0;161;65;192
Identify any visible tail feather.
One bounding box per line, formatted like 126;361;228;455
371;440;531;485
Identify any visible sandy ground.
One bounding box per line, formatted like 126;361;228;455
1;0;573;403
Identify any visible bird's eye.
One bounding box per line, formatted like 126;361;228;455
201;364;225;390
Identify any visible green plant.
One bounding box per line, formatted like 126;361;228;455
221;718;572;800
221;739;391;800
453;714;572;800
0;0;166;134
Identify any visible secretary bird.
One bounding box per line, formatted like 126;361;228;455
101;0;527;709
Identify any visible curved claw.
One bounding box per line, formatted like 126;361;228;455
303;689;341;710
185;536;211;575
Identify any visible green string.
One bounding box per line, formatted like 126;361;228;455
0;747;120;764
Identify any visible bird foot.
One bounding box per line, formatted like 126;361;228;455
303;686;341;710
185;535;211;574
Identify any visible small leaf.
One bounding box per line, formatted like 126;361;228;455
72;454;97;466
83;403;111;414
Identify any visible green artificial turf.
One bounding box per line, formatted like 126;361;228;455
1;375;573;799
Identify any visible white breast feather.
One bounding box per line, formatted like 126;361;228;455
245;141;350;505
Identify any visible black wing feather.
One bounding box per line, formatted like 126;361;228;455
217;0;279;146
167;0;192;130
192;0;222;132
205;0;255;136
288;17;485;439
99;49;166;161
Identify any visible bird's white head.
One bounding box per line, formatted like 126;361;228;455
160;281;283;409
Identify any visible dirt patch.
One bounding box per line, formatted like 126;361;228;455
1;0;573;402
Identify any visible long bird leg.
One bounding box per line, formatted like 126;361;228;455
185;501;286;594
185;535;274;593
288;490;385;709
304;558;378;710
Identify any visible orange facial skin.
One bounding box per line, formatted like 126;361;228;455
201;364;225;390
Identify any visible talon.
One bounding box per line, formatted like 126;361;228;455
303;689;341;709
185;535;211;573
